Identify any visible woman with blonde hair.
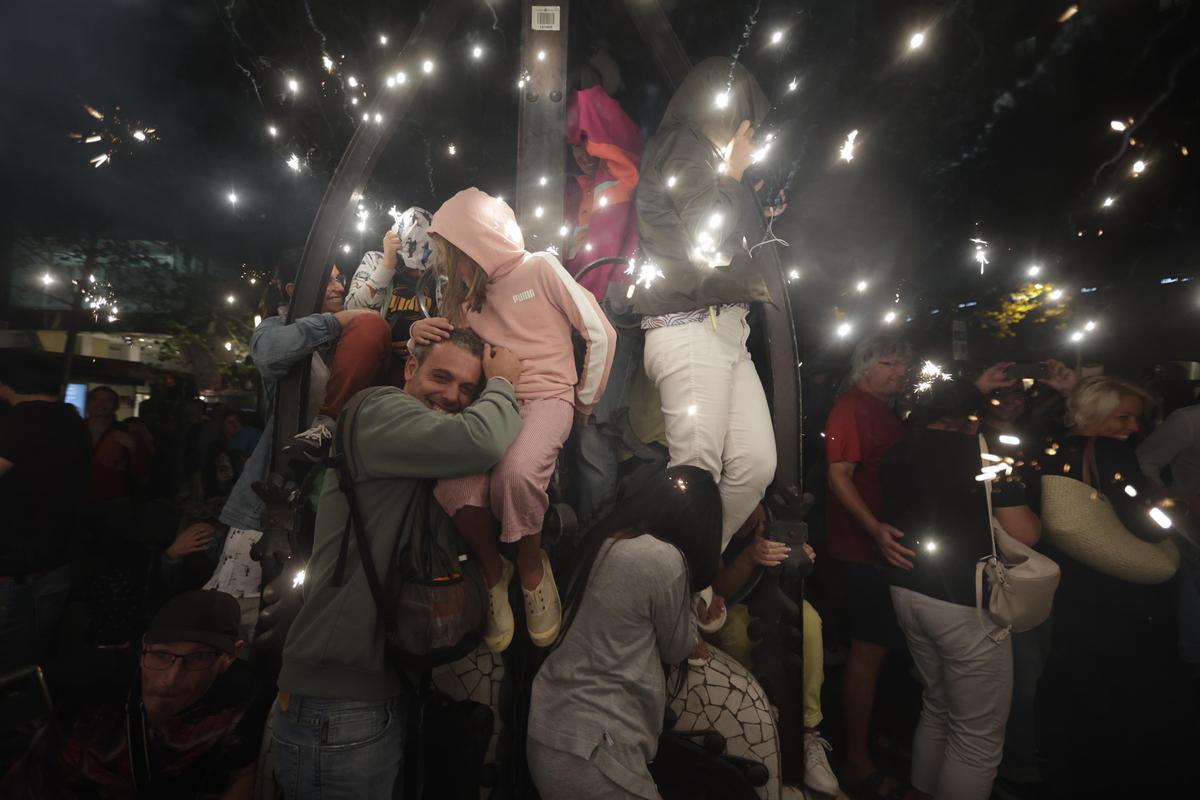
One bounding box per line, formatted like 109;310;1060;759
1038;374;1192;796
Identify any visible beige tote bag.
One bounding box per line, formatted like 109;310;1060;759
1040;438;1179;585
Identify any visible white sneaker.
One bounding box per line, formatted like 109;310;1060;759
283;416;334;462
484;558;515;653
802;731;840;796
523;551;561;647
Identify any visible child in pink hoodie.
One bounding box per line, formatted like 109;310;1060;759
411;188;616;652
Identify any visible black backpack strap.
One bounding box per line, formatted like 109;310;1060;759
331;387;390;587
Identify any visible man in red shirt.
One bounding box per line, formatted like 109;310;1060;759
824;333;913;793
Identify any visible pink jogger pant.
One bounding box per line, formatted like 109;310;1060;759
434;398;574;542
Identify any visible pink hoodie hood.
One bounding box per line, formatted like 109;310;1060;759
428;188;529;281
426;187;617;414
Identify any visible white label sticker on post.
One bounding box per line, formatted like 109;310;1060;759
532;5;560;31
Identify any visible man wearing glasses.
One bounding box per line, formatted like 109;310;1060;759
823;333;914;796
3;590;271;799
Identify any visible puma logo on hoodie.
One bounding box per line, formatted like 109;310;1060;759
512;289;536;304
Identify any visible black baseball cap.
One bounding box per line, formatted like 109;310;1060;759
144;590;241;655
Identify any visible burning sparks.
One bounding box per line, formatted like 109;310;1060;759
855;280;869;293
1102;196;1115;208
836;322;853;338
286;153;301;171
227;191;238;205
447;143;457;156
267;125;278;137
770;30;784;45
909;31;926;50
225;294;236;304
667;175;677;188
839;129;859;162
356;205;370;232
472;45;484;60
883;310;897;324
1110;119;1127;132
1132;159;1146;176
379;34;388;45
537;49;546;61
70;104;158;167
624;260;666;299
714;89;730;109
971;238;990;274
323;56;335;73
347;75;359;88
1027;264;1041;277
422;59;435;74
287;78;300;93
787;77;799;92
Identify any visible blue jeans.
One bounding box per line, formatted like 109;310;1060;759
0;564;73;673
272;694;407;800
575;323;642;530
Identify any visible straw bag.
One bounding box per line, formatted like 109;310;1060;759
975;436;1060;641
1040;438;1179;585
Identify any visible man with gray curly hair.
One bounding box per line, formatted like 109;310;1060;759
824;332;913;791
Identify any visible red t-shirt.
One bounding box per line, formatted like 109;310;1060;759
824;386;906;565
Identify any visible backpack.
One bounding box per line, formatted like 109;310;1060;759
330;387;487;671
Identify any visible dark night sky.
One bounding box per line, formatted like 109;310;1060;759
3;0;1198;360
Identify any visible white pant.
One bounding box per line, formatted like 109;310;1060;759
891;587;1013;800
643;306;777;550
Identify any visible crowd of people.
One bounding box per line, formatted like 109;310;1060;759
1;56;1197;800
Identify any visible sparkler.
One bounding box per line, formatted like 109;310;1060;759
714;90;730;109
347;76;359;88
1102;196;1115;208
909;32;926;50
624;260;666;298
387;206;404;233
226;295;236;304
1132;159;1146;175
422;59;435;74
267;125;278;137
70;104;158;167
472;45;484;59
883;310;897;323
839;130;859;162
1027;265;1041;277
379;34;388;45
287;78;300;93
787;77;799;92
323;56;335;73
286;154;301;171
770;30;783;45
447;143;457;156
836;322;853;338
1110;120;1127;132
356;206;370;232
227;191;238;205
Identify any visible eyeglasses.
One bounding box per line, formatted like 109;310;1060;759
142;648;222;671
876;359;910;370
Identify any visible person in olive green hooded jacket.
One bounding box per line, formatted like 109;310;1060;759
633;57;779;563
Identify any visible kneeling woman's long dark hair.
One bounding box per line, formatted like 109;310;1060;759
554;465;723;650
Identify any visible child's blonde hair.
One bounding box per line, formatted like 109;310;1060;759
431;233;489;325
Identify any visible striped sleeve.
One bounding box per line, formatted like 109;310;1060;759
535;252;617;412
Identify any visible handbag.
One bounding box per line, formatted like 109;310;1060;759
1040;438;1179;584
975;435;1060;641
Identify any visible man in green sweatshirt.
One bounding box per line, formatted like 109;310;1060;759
272;327;522;800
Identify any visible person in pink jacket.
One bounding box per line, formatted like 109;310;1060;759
410;188;617;652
